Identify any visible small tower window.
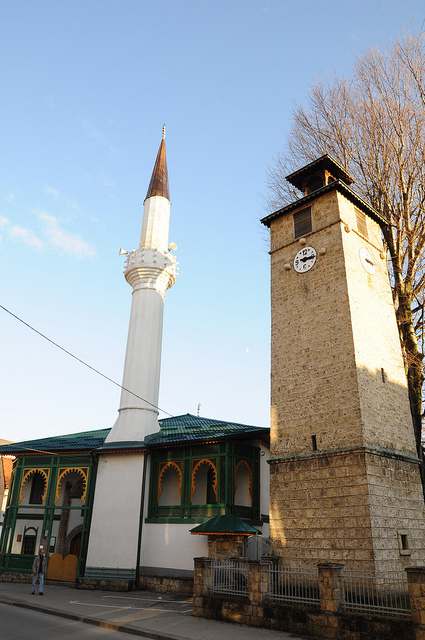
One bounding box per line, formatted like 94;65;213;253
311;434;318;451
398;530;411;555
355;208;368;239
294;207;312;239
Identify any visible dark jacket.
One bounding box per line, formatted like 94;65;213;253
32;554;47;575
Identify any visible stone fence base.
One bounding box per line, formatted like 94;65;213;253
193;559;425;640
139;574;193;595
193;593;414;640
0;572;31;584
78;577;133;591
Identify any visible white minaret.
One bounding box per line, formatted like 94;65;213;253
107;126;176;443
85;130;176;582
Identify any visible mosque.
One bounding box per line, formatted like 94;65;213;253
2;129;425;591
0;131;270;589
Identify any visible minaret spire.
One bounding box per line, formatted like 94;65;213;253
107;128;176;442
145;127;170;202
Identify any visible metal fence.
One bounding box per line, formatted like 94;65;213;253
205;559;411;619
208;559;248;596
342;571;411;618
264;563;320;607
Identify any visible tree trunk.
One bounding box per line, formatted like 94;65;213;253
398;300;425;498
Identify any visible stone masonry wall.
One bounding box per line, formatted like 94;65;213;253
139;574;193;595
366;453;425;574
270;451;375;572
338;193;418;454
268;188;425;575
270;190;364;456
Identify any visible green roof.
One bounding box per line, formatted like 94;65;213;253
0;414;268;455
145;414;268;447
0;428;110;455
190;514;261;536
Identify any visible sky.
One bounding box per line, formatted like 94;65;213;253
0;0;423;441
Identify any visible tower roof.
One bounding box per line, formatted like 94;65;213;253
286;154;354;191
145;127;170;202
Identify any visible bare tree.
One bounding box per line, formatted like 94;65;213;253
269;34;425;482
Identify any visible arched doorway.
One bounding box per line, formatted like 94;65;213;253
22;527;37;555
47;468;87;583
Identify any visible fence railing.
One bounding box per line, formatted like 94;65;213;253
204;559;412;619
208;559;248;596
264;563;320;607
342;571;410;618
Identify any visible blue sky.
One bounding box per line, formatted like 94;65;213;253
0;1;423;441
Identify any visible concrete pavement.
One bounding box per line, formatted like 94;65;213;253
1;602;132;639
0;583;308;640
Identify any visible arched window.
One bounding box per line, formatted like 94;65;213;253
56;468;88;505
158;462;182;506
20;469;49;505
234;460;253;507
191;459;218;505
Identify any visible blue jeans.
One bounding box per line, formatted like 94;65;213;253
32;573;44;594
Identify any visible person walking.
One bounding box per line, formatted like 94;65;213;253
31;545;47;595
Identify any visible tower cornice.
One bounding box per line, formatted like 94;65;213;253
261;179;387;228
124;247;177;296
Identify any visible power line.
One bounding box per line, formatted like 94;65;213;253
0;303;174;418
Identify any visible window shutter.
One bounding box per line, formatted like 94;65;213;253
355;208;368;239
293;207;312;239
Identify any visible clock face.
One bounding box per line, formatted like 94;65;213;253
293;246;317;273
359;247;375;274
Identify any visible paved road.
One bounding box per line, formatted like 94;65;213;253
0;584;307;640
0;602;132;639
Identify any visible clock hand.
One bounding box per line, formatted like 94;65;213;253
299;255;313;262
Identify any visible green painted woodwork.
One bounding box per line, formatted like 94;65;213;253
0;454;95;575
1;553;33;573
190;514;261;535
147;442;260;523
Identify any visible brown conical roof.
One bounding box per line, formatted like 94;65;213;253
145;128;170;201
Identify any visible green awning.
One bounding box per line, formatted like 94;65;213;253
190;514;261;536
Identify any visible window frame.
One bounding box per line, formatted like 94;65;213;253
293;207;312;239
147;443;261;524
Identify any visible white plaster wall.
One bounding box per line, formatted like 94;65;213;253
140;455;207;571
11;519;42;554
235;465;252;507
0;488;8;528
141;523;208;571
158;469;181;506
86;453;144;569
192;465;208;505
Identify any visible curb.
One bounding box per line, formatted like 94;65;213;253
0;596;190;640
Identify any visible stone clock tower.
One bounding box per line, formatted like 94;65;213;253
261;155;425;575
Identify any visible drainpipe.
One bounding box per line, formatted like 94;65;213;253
135;450;149;588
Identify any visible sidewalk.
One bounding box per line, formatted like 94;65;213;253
0;583;307;640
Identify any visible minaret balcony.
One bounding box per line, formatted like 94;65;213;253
123;247;177;294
